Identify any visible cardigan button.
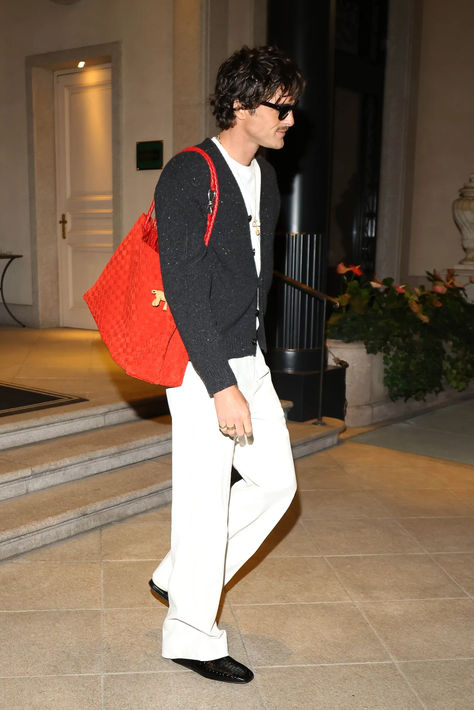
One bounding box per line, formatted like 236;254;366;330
255;309;259;317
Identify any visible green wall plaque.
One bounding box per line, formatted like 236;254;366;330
136;140;163;170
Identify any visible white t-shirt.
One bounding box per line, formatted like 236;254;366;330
211;137;261;276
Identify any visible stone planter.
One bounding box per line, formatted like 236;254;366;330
327;338;474;427
327;340;386;426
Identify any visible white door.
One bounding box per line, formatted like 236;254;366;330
55;66;113;328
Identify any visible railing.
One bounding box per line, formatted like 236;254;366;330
269;232;325;354
273;271;339;305
271;270;339;425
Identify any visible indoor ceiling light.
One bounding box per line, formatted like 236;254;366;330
77;61;85;68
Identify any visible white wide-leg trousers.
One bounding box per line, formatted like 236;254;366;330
152;347;296;660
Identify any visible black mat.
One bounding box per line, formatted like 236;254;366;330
0;382;87;417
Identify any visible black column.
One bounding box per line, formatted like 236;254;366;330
265;1;339;421
267;0;335;239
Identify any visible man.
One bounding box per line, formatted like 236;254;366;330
150;45;304;683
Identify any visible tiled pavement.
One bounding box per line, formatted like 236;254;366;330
1;329;474;708
1;441;474;709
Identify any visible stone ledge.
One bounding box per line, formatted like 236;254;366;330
347;384;474;428
328;339;474;427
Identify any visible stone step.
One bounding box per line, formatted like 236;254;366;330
288;418;345;458
0;398;293;501
0;417;344;560
0;458;173;560
0;416;172;501
0;394;169;451
0;395;293;451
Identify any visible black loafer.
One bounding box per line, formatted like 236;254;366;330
148;579;169;604
172;655;254;683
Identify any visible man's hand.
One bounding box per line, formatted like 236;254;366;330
214;385;253;443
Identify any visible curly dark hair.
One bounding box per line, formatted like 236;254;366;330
210;45;305;131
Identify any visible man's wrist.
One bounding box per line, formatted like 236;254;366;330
214;384;239;399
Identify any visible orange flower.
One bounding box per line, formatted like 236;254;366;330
336;262;363;276
432;284;447;294
442;270;463;288
394;284;407;294
417;312;430;323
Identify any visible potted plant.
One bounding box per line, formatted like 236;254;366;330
326;263;474;421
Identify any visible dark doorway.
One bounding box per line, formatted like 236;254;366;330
328;0;388;292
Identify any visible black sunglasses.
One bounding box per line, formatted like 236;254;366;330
260;100;298;121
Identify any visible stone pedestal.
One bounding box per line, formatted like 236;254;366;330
453;173;474;265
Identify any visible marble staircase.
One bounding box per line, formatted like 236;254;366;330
0;397;344;560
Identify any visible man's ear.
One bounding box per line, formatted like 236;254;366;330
233;100;246;121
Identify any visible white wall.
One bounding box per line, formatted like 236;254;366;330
0;0;173;312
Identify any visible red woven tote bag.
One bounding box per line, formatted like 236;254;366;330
84;147;219;386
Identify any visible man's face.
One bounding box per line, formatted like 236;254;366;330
238;90;296;150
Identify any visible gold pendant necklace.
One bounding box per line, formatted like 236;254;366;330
217;134;260;234
252;161;261;236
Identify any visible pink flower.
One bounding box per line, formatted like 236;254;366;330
370;279;383;289
432;284;447;294
336;262;350;274
393;284;407;294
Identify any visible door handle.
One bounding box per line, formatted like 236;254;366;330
59;213;68;239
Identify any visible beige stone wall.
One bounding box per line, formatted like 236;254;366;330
0;0;174;316
205;0;267;137
0;0;266;324
408;0;474;280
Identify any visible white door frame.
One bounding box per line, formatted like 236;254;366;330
25;42;122;328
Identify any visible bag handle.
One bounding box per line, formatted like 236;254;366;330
145;146;219;248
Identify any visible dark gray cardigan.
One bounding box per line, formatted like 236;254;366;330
154;138;280;396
